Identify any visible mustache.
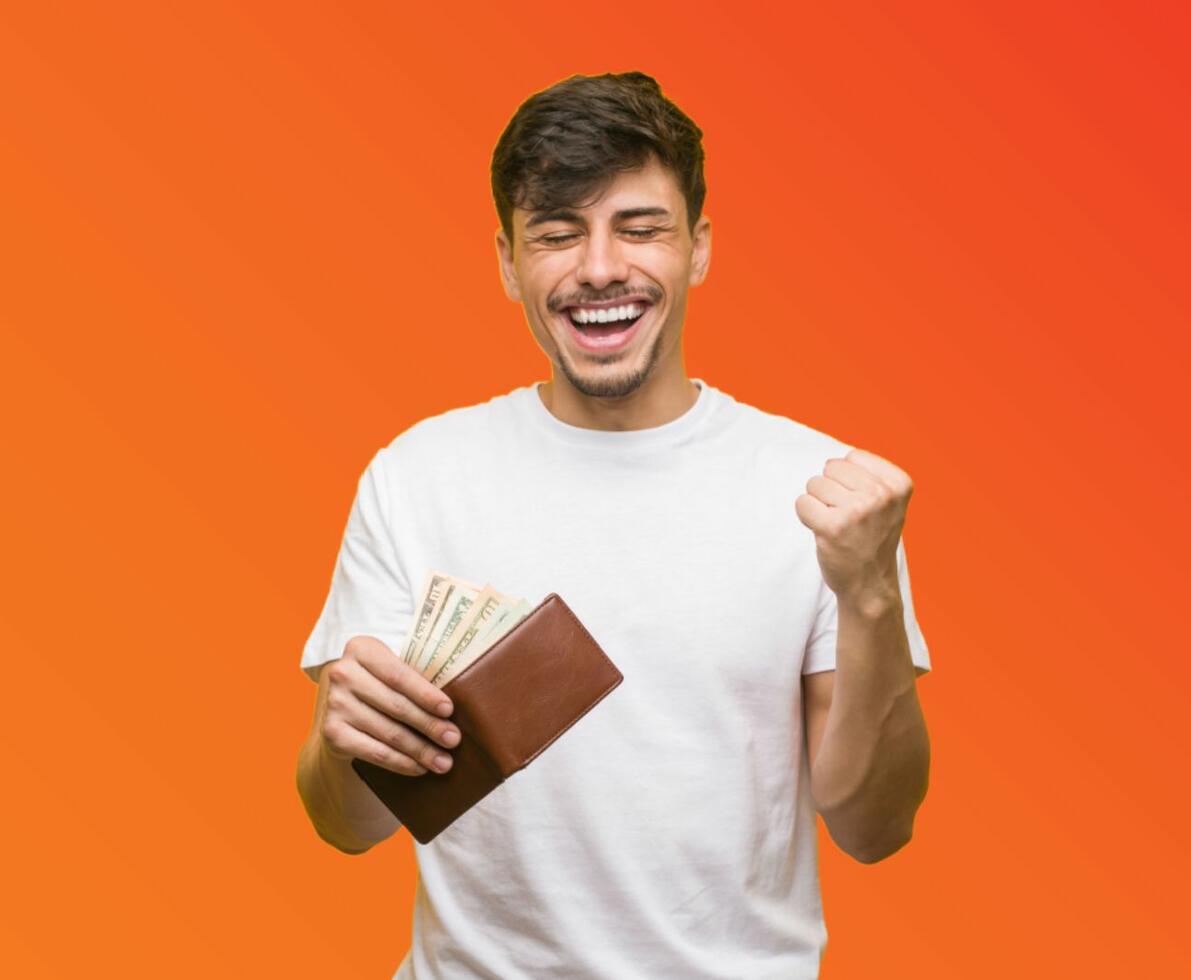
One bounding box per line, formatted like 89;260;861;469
549;286;662;311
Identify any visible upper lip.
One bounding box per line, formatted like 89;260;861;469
564;296;653;311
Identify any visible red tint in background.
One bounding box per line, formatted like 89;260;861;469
2;2;1188;976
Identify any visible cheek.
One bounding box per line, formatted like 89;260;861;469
523;254;568;289
526;308;561;349
642;251;687;291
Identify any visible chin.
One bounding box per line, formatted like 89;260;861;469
558;336;664;399
563;370;649;399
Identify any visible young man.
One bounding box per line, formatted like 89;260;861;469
296;71;932;979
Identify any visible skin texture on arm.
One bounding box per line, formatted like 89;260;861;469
802;608;930;864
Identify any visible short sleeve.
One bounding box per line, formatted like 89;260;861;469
801;534;931;675
300;450;415;683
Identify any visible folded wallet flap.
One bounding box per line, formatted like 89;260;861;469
445;593;623;778
350;729;505;845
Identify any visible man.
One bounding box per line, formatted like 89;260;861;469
296;71;931;979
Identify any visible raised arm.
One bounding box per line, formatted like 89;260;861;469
803;649;930;863
795;447;931;863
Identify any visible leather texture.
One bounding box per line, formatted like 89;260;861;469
351;593;623;844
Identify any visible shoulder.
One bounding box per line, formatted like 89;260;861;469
373;388;522;476
725;392;854;469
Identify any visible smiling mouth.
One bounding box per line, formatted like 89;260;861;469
557;302;653;352
566;302;648;328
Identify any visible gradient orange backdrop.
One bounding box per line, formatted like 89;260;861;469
3;2;1188;977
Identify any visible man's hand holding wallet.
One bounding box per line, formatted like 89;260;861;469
315;632;464;780
322;571;623;844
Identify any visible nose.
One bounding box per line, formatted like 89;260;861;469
575;225;630;290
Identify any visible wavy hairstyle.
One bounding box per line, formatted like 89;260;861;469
491;71;706;249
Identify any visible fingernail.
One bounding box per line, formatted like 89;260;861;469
433;753;452;772
441;729;460;747
436;701;453;717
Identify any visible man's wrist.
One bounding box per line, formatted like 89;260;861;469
836;580;902;621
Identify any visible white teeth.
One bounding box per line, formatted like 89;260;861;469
570;303;644;324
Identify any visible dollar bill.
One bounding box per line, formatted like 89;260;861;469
403;570;481;665
398;569;536;687
430;596;532;687
424;587;506;682
413;580;485;675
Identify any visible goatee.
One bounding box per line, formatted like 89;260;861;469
559;330;664;399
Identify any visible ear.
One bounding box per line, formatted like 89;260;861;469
688;214;712;287
495;228;522;302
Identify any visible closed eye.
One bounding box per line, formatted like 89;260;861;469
540;227;659;245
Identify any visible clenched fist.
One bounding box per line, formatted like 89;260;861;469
794;447;913;614
317;635;462;777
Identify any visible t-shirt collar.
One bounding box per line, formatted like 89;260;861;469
518;378;717;451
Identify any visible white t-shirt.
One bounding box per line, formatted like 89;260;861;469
301;379;931;979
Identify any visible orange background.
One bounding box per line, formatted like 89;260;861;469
3;2;1188;977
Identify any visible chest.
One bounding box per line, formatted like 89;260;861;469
391;451;826;707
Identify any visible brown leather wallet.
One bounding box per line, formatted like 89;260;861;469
351;592;623;844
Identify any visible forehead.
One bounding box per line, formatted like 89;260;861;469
515;157;685;232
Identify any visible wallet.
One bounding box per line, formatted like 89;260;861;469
351;592;623;844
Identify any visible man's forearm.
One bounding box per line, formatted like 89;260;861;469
809;594;930;862
296;733;401;854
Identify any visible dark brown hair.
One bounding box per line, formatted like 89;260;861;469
491;71;706;248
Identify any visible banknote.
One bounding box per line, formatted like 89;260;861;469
433;597;533;685
421;585;504;681
402;570;482;666
413;581;482;675
402;570;532;688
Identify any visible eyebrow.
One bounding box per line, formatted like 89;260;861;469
524;206;673;230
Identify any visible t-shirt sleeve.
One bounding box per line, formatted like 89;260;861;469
300;449;416;683
801;534;931;675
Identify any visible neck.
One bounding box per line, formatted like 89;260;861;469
538;362;700;431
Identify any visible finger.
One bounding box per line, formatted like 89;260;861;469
349;635;455;719
352;660;462;750
823;457;879;491
843;448;911;493
806;474;850;508
343;692;455;774
322;714;429;777
795;492;833;532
